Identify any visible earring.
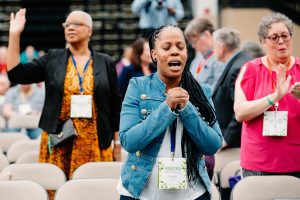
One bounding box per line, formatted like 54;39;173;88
154;58;157;62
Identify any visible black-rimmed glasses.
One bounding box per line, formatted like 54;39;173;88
264;32;292;44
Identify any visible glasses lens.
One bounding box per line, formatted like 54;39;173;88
281;33;290;42
269;35;278;43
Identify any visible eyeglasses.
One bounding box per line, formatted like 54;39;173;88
264;32;292;44
62;22;90;29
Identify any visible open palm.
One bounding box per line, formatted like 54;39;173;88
276;64;292;99
9;8;26;34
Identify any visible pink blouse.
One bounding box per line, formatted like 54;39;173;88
240;57;300;172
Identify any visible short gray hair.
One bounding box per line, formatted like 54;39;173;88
184;17;215;39
258;12;293;41
213;27;240;51
68;10;93;28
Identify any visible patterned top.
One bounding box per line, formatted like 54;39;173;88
39;57;113;180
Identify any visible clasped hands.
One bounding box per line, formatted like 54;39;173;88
166;87;189;112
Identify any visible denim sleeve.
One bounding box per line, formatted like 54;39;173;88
119;78;177;153
178;84;223;155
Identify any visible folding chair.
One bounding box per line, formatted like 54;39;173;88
213;148;240;185
0;180;48;200
0;163;66;190
16;150;39;163
0;133;29;153
72;161;123;179
6;140;40;163
219;160;240;200
7;114;40;129
231;175;300;200
54;179;119;200
0;153;9;172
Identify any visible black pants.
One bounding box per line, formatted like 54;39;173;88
120;191;210;200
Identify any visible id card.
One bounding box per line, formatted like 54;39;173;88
263;111;288;136
158;158;187;189
18;104;32;115
70;95;92;118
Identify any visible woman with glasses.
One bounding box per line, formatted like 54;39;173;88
6;9;122;198
234;13;300;178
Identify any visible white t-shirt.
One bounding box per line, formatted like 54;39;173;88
118;118;206;200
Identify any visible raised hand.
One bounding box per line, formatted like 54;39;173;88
275;63;292;100
166;87;189;111
9;8;26;35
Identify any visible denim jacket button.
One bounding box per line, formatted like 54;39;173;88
141;94;147;100
141;109;147;115
136;151;141;157
131;165;137;170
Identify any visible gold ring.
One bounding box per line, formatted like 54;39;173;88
176;93;179;98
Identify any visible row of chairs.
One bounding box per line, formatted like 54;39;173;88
0;162;123;185
0;114;40;130
0;178;119;200
0;161;221;200
3;175;300;200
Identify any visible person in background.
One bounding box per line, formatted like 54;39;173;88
242;41;266;59
20;45;39;64
184;17;224;179
2;84;44;139
0;46;8;74
115;46;132;77
234;13;300;178
118;37;155;98
131;0;185;38
184;17;225;91
7;10;122;200
118;25;222;200
212;27;252;149
0;74;10;114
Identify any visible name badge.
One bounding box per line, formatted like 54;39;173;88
18;104;32;115
158;158;187;190
263;111;288;136
70;95;92;118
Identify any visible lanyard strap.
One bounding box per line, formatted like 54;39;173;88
170;119;177;158
70;51;92;94
195;51;214;77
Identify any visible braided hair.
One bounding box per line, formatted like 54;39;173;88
149;25;217;184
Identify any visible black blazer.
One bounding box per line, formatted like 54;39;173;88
8;48;122;149
212;51;252;147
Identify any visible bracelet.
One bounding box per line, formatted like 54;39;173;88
266;95;274;106
114;140;121;145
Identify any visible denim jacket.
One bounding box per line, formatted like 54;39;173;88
119;73;223;198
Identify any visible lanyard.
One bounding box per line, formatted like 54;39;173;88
70;51;92;94
169;119;177;159
195;51;214;77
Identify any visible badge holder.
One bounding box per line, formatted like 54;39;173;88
158;119;187;190
263;102;288;136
